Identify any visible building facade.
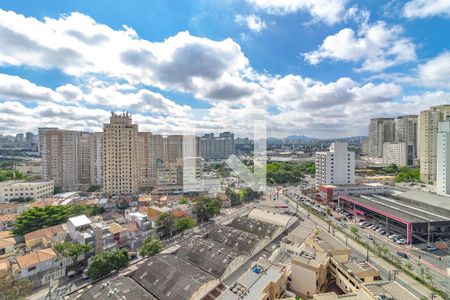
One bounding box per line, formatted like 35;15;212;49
315;142;355;188
200;132;235;160
436;119;450;196
382;142;414;167
419;105;450;183
368;118;395;158
0;180;54;202
103;112;139;195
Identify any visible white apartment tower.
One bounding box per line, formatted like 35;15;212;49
368;118;395;158
41;129;81;190
419;105;450;183
436;119;450;196
89;132;103;186
102;112;139;195
315;142;355;188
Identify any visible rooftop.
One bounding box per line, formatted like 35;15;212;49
341;260;379;278
247;208;295;228
399;190;450;213
16;248;56;269
69;276;156;300
364;281;419;300
131;254;217;300
228;215;279;239
218;259;287;300
339;194;450;223
206;225;260;255
69;215;92;227
175;237;244;277
24;224;67;241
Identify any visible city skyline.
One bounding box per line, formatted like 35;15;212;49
0;1;449;138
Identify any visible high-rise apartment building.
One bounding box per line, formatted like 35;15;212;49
200;132;235;160
40;129;81;190
79;132;92;185
382;142;414;167
436;119;450;196
315;142;355;188
89;132;103;186
368;118;395;158
368;116;418;162
419;105;450;183
137;132;152;189
102;112;139;195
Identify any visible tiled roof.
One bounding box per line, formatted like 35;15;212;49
0;214;17;222
108;222;125;235
23;224;66;241
0;231;12;239
16;248;56;269
0;237;15;248
124;222;139;232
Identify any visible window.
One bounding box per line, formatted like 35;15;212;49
28;266;37;272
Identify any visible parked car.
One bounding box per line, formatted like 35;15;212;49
397;251;408;259
426;245;437;251
396;239;407;245
363;233;373;240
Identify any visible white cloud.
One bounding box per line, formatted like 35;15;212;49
0;73;63;102
235;15;267;32
304;21;416;72
403;0;450;18
417;52;450;89
0;8;439;139
245;0;349;25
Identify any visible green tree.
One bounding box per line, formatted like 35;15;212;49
54;242;92;262
86;249;129;280
0;170;24;182
53;186;63;194
13;204;104;236
87;185;101;192
0;270;33;300
226;188;241;207
193;196;222;223
157;212;176;236
240;187;259;202
175;217;197;234
178;197;188;205
139;237;163;257
350;226;359;239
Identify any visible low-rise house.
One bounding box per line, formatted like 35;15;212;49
0;214;17;230
108;222;127;248
15;248;67;286
91;221;117;254
0;231;15;258
23;224;67;249
0;203;28;214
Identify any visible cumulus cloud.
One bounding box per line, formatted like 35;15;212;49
245;0;349;25
235;15;267;32
417;52;450;89
0;8;439;138
0;73;63;102
304;21;416;72
403;0;450;18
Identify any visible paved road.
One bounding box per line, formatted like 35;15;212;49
281;192;445;300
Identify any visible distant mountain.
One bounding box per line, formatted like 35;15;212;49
284;135;317;141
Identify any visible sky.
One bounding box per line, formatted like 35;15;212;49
0;0;449;138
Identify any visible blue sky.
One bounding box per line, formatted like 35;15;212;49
0;0;449;138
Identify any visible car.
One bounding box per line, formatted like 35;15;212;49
363;233;373;240
378;230;386;235
397;251;408;259
388;234;398;240
396;239;407;245
426;245;437;251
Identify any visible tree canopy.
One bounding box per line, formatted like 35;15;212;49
266;161;315;184
193;196;222;223
0;170;36;182
395;167;420;182
226;188;241;207
175;217;196;232
86;249;129;280
0;270;33;300
157;212;176;236
139;237;163;257
13;204;104;236
54;242;92;258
